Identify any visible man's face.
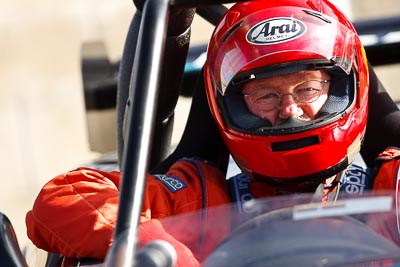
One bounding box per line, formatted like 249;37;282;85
242;70;331;126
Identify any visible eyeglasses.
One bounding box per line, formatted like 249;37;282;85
243;80;330;111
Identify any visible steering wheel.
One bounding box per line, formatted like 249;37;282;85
202;207;400;267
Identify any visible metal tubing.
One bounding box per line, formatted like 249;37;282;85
111;0;169;265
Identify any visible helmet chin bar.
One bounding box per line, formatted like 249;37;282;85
260;118;313;133
279;117;314;128
247;156;350;188
256;113;338;134
270;134;320;152
256;114;337;135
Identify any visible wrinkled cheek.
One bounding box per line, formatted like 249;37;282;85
254;108;277;125
300;106;316;119
243;100;261;117
244;99;276;124
247;105;262;117
316;96;329;112
305;99;327;119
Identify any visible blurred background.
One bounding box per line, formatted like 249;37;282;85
0;0;399;256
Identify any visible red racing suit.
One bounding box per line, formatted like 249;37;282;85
26;147;400;266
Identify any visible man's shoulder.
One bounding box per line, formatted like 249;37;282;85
375;147;400;164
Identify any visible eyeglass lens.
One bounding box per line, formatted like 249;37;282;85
245;80;329;110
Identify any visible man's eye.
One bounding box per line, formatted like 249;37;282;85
300;87;316;91
297;87;319;95
259;93;276;100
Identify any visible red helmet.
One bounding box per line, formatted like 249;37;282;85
204;0;369;185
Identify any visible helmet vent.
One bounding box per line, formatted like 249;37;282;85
271;135;319;152
303;9;332;23
222;21;243;42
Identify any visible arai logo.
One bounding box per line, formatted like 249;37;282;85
247;17;306;45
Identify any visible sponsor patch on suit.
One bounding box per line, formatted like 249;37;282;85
154;174;187;192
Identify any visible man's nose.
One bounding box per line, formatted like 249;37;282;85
278;94;301;118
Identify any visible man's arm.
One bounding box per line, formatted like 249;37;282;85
26;159;230;263
26;168;120;259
